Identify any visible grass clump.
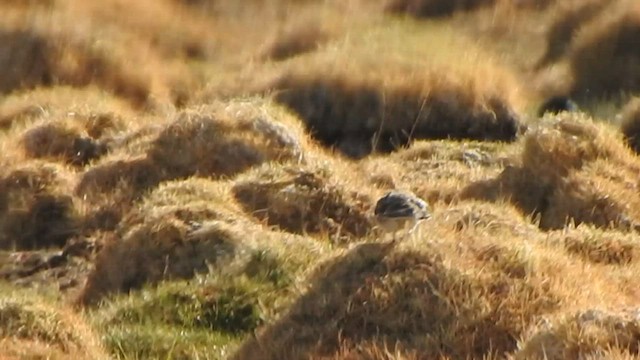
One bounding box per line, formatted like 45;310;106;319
232;163;375;241
148;101;307;179
535;0;613;70
91;241;307;359
78;209;240;306
515;309;640;359
463;113;640;230
232;242;558;359
561;227;638;265
267;22;524;158
0;285;107;359
568;3;640;100
0;161;79;250
21;119;107;166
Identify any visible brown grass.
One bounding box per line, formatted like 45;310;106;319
21;119;107;166
620;96;640;154
78;179;246;305
515;309;640;359
270;59;523;158
535;0;614;70
4;1;640;359
568;2;640;99
232;241;558;359
260;21;330;61
463;113;640;230
148;101;308;178
232;163;375;241
0;161;79;250
0;25;153;108
562;227;638;265
0;287;108;359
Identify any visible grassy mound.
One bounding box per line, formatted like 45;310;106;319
0;25;153;108
91;242;315;359
0;86;136;131
0;161;79;250
559;226;638;265
78;179;246;305
535;0;613;70
463;113;640;230
21;120;107;166
232;241;558;359
232;163;375;241
620;96;640;154
0;285;107;359
385;0;496;18
149;101;307;178
568;3;640;99
267;23;524;158
515;309;640;359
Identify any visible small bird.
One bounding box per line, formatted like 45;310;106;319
374;190;431;241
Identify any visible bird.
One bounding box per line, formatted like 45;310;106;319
537;96;579;117
374;190;431;241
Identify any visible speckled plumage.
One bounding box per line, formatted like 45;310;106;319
374;190;431;240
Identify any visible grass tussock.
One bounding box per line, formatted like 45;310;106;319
233;242;558;359
91;243;311;360
0;86;136;131
262;20;526;158
149;101;307;179
515;309;640;359
78;215;239;306
21;119;107;166
463;113;640;230
0;161;79;250
0;285;107;359
551;225;640;266
535;0;614;70
232;163;375;241
620;96;640;154
78;179;247;305
568;3;640;99
0;25;154;108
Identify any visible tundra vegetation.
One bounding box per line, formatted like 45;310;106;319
2;0;640;359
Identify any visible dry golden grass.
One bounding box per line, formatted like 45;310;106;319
259;20;331;62
2;0;640;359
0;161;79;250
535;0;614;70
0;285;108;359
263;22;525;158
232;163;375;241
568;1;640;99
463;113;640;230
